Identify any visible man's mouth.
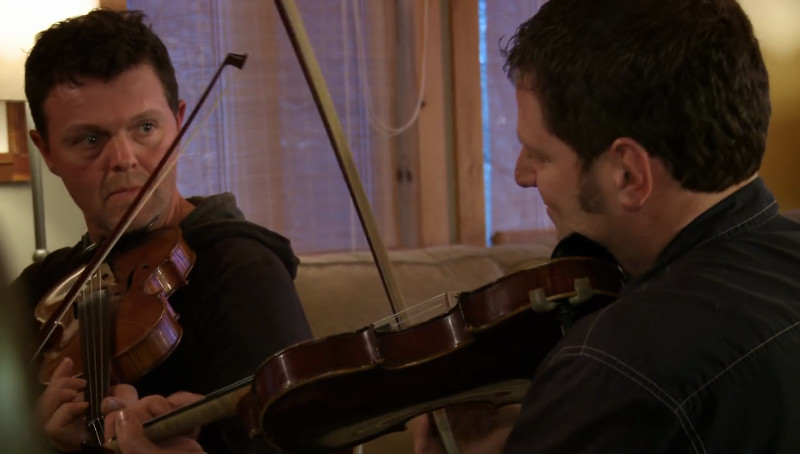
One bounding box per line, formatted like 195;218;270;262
107;187;142;201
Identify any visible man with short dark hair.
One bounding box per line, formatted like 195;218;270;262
411;0;800;452
16;9;312;453
501;0;800;452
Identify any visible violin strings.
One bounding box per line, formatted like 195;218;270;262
90;275;100;436
89;275;97;426
79;272;109;443
96;274;104;432
78;278;94;437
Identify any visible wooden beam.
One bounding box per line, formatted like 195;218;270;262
394;0;422;248
99;0;126;11
413;0;453;247
448;0;485;245
6;101;30;181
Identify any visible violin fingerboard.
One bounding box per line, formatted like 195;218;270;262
78;288;114;444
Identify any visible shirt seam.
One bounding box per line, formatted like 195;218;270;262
695;200;777;248
554;346;707;454
679;318;800;406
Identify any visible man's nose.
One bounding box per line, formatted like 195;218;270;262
514;149;537;188
106;135;137;171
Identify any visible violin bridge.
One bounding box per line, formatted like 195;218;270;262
96;263;116;287
77;263;116;302
568;277;594;305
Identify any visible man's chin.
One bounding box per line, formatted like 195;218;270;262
554;226;575;241
99;213;157;238
127;214;161;233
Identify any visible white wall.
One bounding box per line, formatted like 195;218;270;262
0;125;84;278
0;0;99;99
0;0;98;279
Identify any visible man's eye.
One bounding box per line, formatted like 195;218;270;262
140;122;155;133
73;133;99;146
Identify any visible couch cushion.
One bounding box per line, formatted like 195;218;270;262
295;245;508;338
295;244;555;338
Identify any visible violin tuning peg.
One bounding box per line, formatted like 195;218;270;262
528;288;555;313
568;278;595;305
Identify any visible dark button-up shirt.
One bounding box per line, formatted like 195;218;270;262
505;178;800;453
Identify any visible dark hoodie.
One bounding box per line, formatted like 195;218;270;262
17;193;312;453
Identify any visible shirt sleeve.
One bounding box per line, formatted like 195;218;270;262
135;235;311;454
181;235;312;391
503;347;699;454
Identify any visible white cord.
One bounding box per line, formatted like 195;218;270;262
352;0;430;137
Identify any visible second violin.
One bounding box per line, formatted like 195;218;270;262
244;254;623;452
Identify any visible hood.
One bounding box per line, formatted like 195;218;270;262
180;193;300;279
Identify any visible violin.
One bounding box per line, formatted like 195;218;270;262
35;227;194;384
34;227;194;439
98;248;622;453
248;252;623;451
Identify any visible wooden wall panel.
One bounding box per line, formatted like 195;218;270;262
448;0;485;245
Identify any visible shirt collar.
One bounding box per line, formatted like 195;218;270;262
626;177;778;288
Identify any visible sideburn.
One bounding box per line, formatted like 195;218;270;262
578;165;606;214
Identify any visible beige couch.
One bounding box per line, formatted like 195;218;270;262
291;240;557;453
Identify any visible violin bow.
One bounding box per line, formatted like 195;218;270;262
272;1;460;453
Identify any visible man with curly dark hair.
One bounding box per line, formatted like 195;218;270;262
412;0;800;452
501;0;800;452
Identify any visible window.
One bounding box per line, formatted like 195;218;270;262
130;0;555;253
479;0;554;244
131;0;399;253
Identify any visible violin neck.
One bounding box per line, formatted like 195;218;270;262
104;377;253;452
79;287;114;445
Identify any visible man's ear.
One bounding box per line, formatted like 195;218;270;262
29;130;58;176
176;100;187;127
611;137;652;210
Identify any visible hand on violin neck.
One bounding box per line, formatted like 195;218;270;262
110;409;205;454
35;357;91;452
101;384;140;415
103;389;204;444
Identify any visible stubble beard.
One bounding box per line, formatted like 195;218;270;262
578;169;606;214
100;186;172;240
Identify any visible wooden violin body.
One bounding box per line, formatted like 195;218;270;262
35;226;195;384
238;256;623;452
